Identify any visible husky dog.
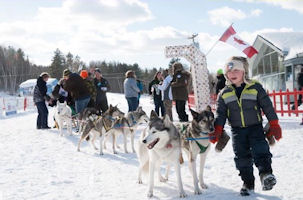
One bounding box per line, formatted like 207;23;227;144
137;111;186;198
175;105;214;194
77;105;124;155
108;106;149;153
54;101;73;136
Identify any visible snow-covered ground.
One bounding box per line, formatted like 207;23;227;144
0;93;302;200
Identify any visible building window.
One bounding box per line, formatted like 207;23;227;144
271;52;279;73
257;59;264;75
264;55;271;74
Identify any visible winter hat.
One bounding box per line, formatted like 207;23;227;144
95;68;101;74
63;69;72;77
172;62;183;73
40;72;49;78
80;70;88;79
224;56;250;85
217;69;223;75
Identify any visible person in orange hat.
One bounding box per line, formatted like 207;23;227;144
80;69;97;107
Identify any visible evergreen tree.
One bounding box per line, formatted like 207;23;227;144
50;48;65;79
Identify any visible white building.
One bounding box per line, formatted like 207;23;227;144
249;32;303;91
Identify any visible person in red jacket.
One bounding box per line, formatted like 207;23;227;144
210;56;282;196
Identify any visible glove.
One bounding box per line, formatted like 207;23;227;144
209;125;223;144
267;120;282;141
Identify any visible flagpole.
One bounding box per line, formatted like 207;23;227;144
205;23;234;57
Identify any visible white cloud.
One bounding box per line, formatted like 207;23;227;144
208;7;246;27
208;7;262;27
0;0;158;66
234;0;303;14
251;9;262;16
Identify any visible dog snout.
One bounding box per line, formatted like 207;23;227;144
142;139;147;143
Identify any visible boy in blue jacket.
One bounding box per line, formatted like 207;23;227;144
210;56;282;196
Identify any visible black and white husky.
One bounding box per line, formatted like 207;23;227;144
137;111;186;198
77;105;124;155
54;101;72;136
175;105;214;194
108;106;149;154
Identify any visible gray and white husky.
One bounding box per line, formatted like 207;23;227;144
54;101;72;136
77;105;124;155
108;106;149;153
175;105;214;194
137;111;186;198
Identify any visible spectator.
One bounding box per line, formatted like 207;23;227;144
158;69;173;121
292;68;303;111
33;72;51;129
124;70;140;112
63;69;90;114
216;68;226;95
149;71;165;117
94;68;110;113
171;62;190;122
136;79;144;104
80;69;97;107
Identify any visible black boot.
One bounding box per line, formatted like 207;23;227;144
260;173;276;191
240;183;254;196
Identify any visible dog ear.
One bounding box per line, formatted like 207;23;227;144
206;105;212;112
163;115;171;127
190;108;199;120
150;110;159;120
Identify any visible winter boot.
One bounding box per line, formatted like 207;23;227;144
260;173;276;191
240;183;254;196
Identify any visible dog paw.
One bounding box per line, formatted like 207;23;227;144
77;148;80;152
99;152;104;156
132;149;136;153
113;151;118;154
147;192;153;198
138;180;143;184
200;183;208;189
179;192;187;198
194;188;202;195
124;150;129;154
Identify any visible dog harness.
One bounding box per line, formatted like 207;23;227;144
179;124;209;154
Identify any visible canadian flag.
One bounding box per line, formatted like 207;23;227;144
219;25;258;58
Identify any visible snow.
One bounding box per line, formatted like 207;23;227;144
19;78;58;88
0;92;303;200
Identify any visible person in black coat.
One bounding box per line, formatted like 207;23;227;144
33;72;51;129
94;68;110;113
292;68;303;110
62;69;91;114
149;71;165;117
216;68;226;95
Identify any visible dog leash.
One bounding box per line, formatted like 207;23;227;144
186;137;211;141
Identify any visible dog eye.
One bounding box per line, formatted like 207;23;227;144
152;131;156;134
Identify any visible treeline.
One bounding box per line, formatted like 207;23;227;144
0;46;47;94
0;46;172;94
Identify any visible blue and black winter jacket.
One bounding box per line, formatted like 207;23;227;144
215;80;278;128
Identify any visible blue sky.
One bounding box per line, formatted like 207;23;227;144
0;0;302;72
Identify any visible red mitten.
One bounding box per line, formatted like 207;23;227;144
209;125;223;144
267;120;282;141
